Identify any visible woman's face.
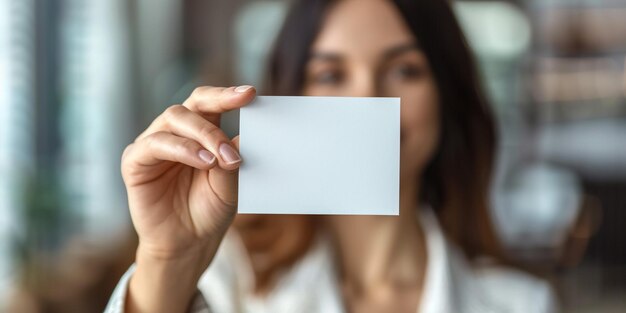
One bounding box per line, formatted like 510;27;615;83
304;0;441;180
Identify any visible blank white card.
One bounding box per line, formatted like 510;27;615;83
237;96;400;215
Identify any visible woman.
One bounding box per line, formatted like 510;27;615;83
106;0;556;312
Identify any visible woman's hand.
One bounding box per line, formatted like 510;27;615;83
120;85;255;313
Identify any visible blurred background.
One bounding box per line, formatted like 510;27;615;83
0;0;625;312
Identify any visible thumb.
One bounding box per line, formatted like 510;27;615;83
231;135;240;150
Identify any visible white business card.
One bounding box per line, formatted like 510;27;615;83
238;96;400;215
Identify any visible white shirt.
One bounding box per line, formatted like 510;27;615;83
105;208;557;313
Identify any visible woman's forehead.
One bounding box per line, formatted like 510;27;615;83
311;0;416;59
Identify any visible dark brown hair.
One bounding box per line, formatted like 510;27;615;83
266;0;503;261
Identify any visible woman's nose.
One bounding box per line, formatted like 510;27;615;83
349;70;379;97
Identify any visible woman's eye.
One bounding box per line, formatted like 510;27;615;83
388;64;422;81
312;70;343;85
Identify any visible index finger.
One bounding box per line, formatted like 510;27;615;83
183;85;256;118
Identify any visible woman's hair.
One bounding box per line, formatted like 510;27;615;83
266;0;502;261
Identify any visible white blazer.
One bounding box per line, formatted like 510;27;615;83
106;208;557;313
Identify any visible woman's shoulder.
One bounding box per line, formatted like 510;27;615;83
460;257;558;313
481;265;554;295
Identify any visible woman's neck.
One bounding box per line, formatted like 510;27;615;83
325;179;427;302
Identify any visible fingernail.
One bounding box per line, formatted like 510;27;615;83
219;143;241;164
234;85;253;93
198;149;216;164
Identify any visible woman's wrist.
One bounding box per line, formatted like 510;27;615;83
126;242;216;313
